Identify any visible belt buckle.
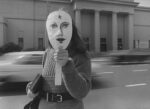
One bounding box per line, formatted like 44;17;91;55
56;94;63;102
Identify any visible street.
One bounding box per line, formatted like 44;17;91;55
1;63;150;109
86;62;150;109
0;92;30;109
93;63;150;87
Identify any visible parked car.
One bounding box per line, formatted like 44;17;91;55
0;51;44;91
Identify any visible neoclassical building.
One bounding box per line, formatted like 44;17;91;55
0;0;150;52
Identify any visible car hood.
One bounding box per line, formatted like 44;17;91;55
0;64;42;82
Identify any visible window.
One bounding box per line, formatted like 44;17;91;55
18;37;24;49
118;38;123;50
134;40;139;48
38;38;44;50
100;38;107;52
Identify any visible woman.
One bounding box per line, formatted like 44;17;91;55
26;10;91;109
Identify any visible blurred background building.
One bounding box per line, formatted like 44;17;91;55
0;0;149;52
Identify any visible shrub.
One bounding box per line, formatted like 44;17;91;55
0;42;22;54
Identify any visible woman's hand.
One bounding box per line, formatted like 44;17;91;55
26;82;39;98
27;89;39;98
54;47;69;66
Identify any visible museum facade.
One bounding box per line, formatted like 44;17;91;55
0;0;150;52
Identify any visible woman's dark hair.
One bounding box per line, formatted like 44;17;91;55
67;23;87;56
47;22;87;56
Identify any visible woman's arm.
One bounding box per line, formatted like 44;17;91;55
42;49;48;68
26;82;39;98
62;53;91;100
26;49;48;98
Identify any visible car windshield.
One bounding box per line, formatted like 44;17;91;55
14;54;43;65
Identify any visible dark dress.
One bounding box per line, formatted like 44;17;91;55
31;48;91;109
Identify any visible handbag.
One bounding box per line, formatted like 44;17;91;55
24;95;41;109
24;74;43;109
29;74;43;93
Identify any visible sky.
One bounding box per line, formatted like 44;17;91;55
134;0;150;7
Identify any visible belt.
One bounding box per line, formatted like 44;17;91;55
41;92;74;102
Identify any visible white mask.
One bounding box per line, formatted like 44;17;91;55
46;10;72;50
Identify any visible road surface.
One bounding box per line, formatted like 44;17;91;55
1;63;150;109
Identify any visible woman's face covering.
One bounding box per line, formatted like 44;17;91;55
46;10;72;49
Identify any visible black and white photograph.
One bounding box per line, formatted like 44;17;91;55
0;0;150;109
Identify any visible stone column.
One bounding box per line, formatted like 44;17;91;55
0;17;7;47
128;13;134;50
75;9;81;34
94;10;100;52
112;11;118;50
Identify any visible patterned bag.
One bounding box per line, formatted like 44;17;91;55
24;95;41;109
29;74;43;93
24;74;43;109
